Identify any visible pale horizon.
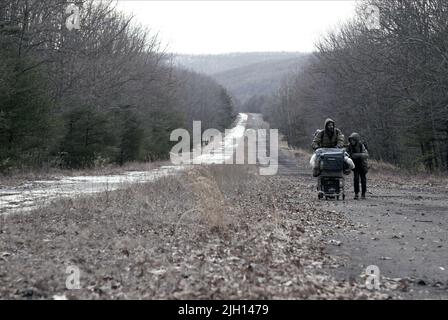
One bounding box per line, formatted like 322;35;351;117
116;0;358;55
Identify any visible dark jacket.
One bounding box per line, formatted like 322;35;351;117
347;133;369;172
311;118;345;150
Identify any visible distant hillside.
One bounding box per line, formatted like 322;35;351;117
212;56;310;103
173;52;310;104
173;52;306;76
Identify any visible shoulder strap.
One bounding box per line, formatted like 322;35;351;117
362;142;368;152
318;130;324;144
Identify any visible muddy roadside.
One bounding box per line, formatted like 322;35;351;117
312;166;448;299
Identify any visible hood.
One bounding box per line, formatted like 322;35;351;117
349;132;361;143
324;118;335;130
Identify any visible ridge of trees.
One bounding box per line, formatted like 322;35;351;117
174;52;305;76
0;0;235;171
263;0;448;172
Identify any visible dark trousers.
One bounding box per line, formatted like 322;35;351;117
353;168;367;195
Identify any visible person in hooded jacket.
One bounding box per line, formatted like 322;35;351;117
311;118;345;150
310;118;345;177
347;133;369;200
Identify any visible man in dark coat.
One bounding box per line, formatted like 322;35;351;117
347;132;369;199
311;118;345;150
311;119;345;177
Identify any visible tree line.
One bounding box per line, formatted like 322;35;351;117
262;0;448;172
0;0;235;171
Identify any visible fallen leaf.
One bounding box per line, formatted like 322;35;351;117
329;240;342;246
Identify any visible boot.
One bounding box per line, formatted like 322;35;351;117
313;168;320;177
361;193;366;200
354;194;359;200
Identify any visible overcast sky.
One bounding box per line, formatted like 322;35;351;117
116;1;357;54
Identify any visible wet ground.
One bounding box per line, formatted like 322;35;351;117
0;114;249;215
0;166;184;214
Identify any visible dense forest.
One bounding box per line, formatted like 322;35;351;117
263;0;448;172
3;0;447;173
0;0;235;172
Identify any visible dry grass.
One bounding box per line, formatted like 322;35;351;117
367;159;448;187
0;164;260;299
0;163;397;299
2;164;254;241
368;159;399;172
184;167;231;230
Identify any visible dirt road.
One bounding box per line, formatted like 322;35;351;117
246;113;448;299
322;174;448;299
1;113;446;299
